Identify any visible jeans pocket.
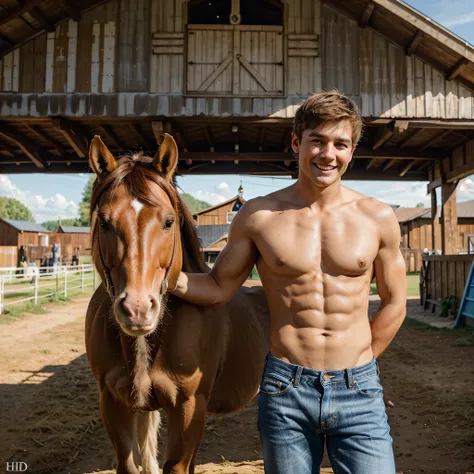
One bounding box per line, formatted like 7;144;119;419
354;374;383;398
259;371;294;397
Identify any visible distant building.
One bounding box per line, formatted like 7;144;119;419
0;218;50;247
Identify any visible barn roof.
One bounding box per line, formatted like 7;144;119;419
0;0;473;90
196;224;230;249
193;196;246;218
1;218;50;232
395;200;474;222
57;225;91;233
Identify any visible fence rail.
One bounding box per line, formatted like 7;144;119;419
0;264;97;315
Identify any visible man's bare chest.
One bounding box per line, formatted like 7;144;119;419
255;213;379;277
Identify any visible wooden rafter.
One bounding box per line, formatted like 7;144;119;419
372;120;408;151
130;123;153;150
0;129;44;167
406;29;424;56
259;127;265;152
446;57;468;81
51;118;88;158
98;125;123;150
419;129;451;151
399;160;417;177
398;128;425;148
359;1;375;28
172;123;189;152
0;33;15;46
383;159;397;171
29;7;55;32
55;0;81;21
204;126;214;151
0;0;44;28
26;125;64;153
366;158;378;169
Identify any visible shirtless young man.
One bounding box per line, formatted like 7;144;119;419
172;91;407;473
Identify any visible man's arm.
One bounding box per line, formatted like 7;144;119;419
371;204;407;359
172;200;259;307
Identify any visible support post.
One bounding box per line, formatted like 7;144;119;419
34;274;38;305
81;265;85;293
64;266;68;298
441;181;458;255
431;188;441;251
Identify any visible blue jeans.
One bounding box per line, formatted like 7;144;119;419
257;353;396;474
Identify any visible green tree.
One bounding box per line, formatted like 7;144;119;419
0;197;34;221
78;176;95;226
416;202;425;208
179;193;211;214
41;218;80;231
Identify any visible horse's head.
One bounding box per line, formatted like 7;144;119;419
89;134;183;337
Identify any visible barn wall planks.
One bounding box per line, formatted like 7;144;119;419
0;0;473;119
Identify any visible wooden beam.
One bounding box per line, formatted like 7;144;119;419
366;158;378;169
418;160;433;171
431;188;441;250
205;126;214;151
441;182;458;254
29;7;55;32
0;130;44;167
427;177;442;193
406;29;424;56
0;0;44;27
51;118;88;158
372;122;396;150
383;159;397;171
359;1;375;27
419;129;451;151
445;161;474;183
26;125;64;153
407;120;474;130
398;128;424;148
130;123;153;151
0;33;15;46
172;123;189;152
399;160;417;177
98;125;122;151
55;0;80;21
446;57;468;81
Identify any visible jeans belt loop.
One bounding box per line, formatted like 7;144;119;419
345;368;353;389
293;366;303;387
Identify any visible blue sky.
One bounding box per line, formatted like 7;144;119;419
2;0;474;223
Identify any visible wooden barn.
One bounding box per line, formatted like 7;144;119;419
2;0;474;302
0;218;50;247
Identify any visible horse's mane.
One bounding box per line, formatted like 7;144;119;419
90;151;209;274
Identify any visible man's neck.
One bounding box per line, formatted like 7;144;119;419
294;174;344;212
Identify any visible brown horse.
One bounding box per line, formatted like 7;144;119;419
85;134;270;474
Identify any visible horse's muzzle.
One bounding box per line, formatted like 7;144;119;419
114;290;160;336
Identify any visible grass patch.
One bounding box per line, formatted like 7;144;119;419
370;273;419;297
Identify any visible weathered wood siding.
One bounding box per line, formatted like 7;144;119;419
1;0;473;119
322;4;474;119
195;201;237;225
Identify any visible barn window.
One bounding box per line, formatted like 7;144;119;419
188;0;283;26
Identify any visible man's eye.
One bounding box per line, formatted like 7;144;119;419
164;219;174;230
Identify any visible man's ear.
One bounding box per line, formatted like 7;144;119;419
152;133;179;182
89;135;117;178
291;131;299;154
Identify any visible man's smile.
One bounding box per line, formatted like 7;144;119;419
313;163;337;171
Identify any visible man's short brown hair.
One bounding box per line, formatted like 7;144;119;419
293;91;364;145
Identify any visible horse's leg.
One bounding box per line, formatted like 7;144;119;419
137;410;161;474
100;388;141;474
163;394;207;474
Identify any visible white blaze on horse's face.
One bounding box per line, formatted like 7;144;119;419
130;199;144;219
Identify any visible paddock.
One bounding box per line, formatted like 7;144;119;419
1;295;473;474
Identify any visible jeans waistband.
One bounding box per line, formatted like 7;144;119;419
264;353;379;388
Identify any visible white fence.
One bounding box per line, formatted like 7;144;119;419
0;264;97;315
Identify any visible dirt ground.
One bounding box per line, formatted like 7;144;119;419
1;295;473;474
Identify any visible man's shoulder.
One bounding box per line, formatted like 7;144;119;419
347;189;396;223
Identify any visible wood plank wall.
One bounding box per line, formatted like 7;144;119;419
322;4;474;119
1;0;473;120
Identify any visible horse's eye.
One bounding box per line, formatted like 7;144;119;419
99;218;110;231
164;219;174;230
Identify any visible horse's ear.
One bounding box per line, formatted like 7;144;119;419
89;135;117;178
152;133;178;182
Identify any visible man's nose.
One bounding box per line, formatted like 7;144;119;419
319;143;336;160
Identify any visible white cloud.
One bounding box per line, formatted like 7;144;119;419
0;175;79;223
443;11;474;27
374;181;430;207
190;190;227;205
216;182;229;191
457;177;474;200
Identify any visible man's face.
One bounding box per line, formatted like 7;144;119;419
292;120;356;188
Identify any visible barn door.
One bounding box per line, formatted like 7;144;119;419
186;25;234;94
234;26;283;96
186;25;284;97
